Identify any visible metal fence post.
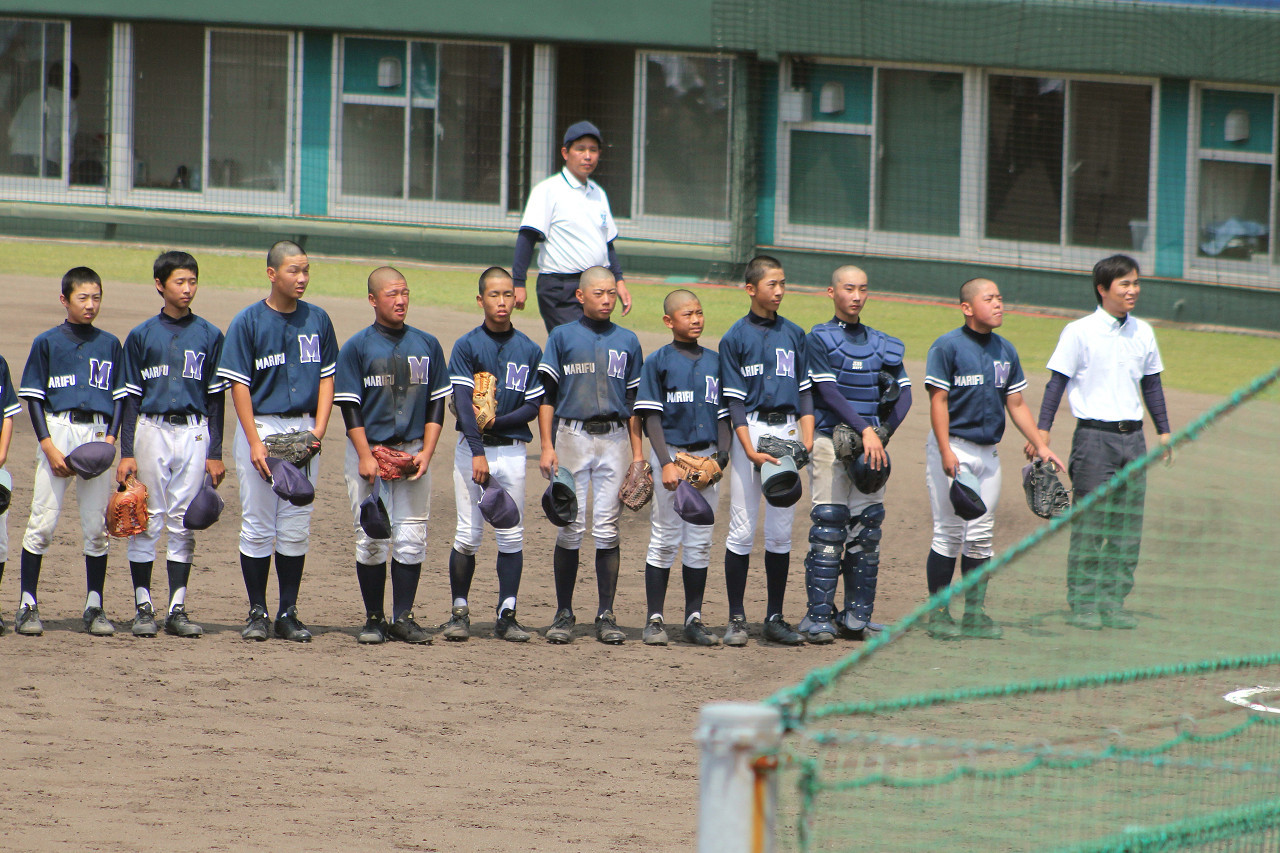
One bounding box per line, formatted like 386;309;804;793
696;702;782;853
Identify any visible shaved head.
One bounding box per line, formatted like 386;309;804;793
663;289;699;316
831;265;867;287
960;277;996;304
579;266;615;290
368;266;406;294
267;240;305;269
478;266;512;294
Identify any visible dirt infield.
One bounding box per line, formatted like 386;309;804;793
0;270;1212;851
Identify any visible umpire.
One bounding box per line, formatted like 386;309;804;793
512;121;632;332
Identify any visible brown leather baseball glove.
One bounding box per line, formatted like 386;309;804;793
473;371;499;431
673;451;722;489
619;460;654;511
371;445;418;481
108;475;149;538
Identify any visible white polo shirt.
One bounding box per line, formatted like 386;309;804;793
1046;306;1163;422
519;168;619;276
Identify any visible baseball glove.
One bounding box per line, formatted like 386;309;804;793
619;460;654;511
472;371;499;431
264;430;322;466
1023;460;1071;519
371;445;418;481
831;423;863;461
673;451;722;489
756;434;810;470
107;476;149;538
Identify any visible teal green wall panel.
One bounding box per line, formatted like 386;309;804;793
788;131;870;228
1156;79;1189;279
757;63;779;246
342;38;407;97
1199;89;1273;154
300;32;332;217
798;64;872;125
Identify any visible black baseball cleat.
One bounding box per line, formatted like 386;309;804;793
722;614;750;647
1066;608;1103;631
131;602;159;637
494;608;531;642
83;606;116;637
683;617;721;647
357;612;388;645
14;604;42;636
642;616;669;646
595;610;626;645
164;606;204;638
388;611;432;644
763;614;805;645
925;605;961;639
440;605;471;641
0;610;7;636
242;604;270;641
961;610;1003;639
274;606;312;642
1100;607;1137;629
545;608;576;645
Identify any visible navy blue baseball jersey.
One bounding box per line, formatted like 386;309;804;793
924;326;1027;445
449;325;544;443
19;322;123;415
120;312;227;415
633;344;725;447
807;320;907;433
334;324;452;444
0;355;20;421
538;318;642;421
217;300;338;415
719;313;810;413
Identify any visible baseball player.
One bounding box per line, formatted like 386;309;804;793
512;121;632;332
114;250;226;638
334;266;450;645
632;289;729;646
14;267;124;637
922;278;1064;639
442;267;543;643
719;256;814;647
800;265;912;643
218;240;338;642
537;265;643;644
1031;255;1170;630
0;353;20;635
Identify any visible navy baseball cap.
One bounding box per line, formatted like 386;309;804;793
479;479;521;529
542;466;578;527
359;478;392;539
66;440;115;479
182;473;225;530
266;457;315;507
950;471;987;521
563;121;602;147
674;480;715;525
760;456;800;506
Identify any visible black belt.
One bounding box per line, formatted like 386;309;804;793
681;441;713;452
147;413;202;426
1078;419;1143;434
66;409;104;424
274;411;314;420
482;434;517;447
754;409;791;426
581;417;624;435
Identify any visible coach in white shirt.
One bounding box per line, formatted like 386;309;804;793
1031;254;1171;631
512;121;632;332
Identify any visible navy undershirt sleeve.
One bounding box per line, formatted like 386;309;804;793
27;399;49;443
716;417;732;457
606;241;623;281
119;396;138;458
798;388;813;419
107;398;122;439
512;227;543;287
426;397;445;427
340;401;364;432
885;385;912;435
814;381;871;432
1140;373;1171;434
454;383;485;457
625;384;637;411
206;391;225;460
644;412;672;467
728;397;747;429
541;375;559;407
1036;371;1070;431
489;394;542;432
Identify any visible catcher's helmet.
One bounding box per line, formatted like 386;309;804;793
851;450;891;494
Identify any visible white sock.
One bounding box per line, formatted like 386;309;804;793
20;591;36;608
169;587;186;612
453;597;467;609
84;591;102;611
135;587;151;607
686;611;701;625
649;612;663;622
498;596;516;615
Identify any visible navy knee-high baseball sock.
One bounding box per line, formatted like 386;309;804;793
166;561;191;611
448;548;476;606
240;553;270;610
130;560;154;606
274;552;305;617
390;560;420;622
763;550;789;619
84;554;108;609
595;546;620;617
495;551;522;612
725;549;749;620
553;545;578;612
960;555;988;576
20;550;42;604
355;562;386;617
683;565;707;622
644;563;670;619
926;549;957;595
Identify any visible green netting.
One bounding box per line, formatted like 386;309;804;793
765;366;1280;852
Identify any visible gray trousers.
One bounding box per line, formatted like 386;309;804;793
1066;424;1147;612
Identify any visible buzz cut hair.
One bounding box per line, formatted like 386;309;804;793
1092;254;1139;304
267;240;306;270
831;264;867;287
478;266;512;295
61;266;102;298
745;255;783;286
367;266;405;295
579;265;615;289
959;277;994;304
663;288;699;316
154;250;198;286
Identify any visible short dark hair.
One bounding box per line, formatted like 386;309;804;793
745;255;783;286
154;250;198;285
62;266;101;298
478;266;512;295
267;240;305;269
1092;255;1139;304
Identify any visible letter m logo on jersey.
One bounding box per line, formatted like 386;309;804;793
608;350;628;379
182;350;205;380
88;358;112;390
505;363;529;392
993;360;1011;389
704;375;719;404
298;334;321;364
407;356;430;385
775;348;795;378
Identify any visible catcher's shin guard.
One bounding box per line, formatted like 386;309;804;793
799;504;849;639
842;503;884;625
